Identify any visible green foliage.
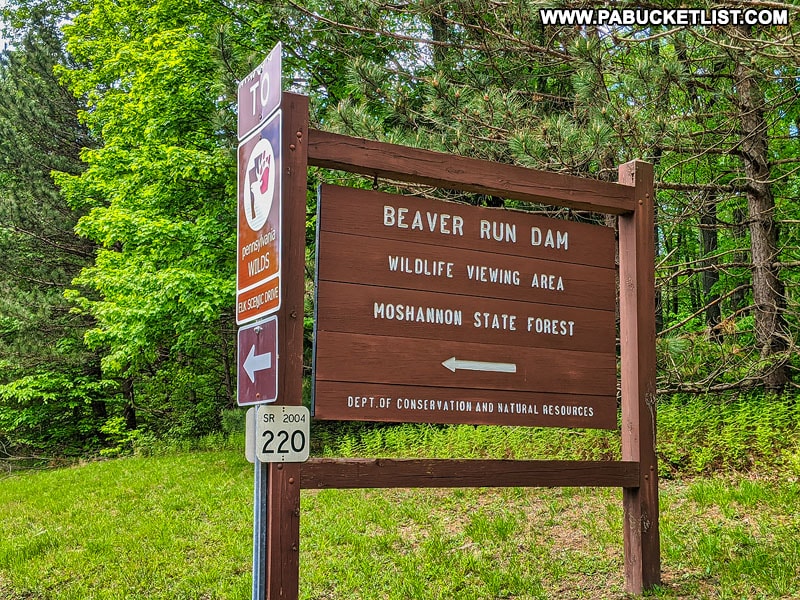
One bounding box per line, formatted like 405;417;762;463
657;393;800;476
0;370;120;455
309;1;800;391
0;17;116;457
49;0;243;435
97;416;140;457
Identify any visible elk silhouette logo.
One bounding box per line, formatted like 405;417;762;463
244;138;276;231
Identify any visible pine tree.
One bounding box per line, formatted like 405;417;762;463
0;15;116;455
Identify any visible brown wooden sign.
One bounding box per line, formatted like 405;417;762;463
257;117;658;599
316;282;614;353
313;185;618;428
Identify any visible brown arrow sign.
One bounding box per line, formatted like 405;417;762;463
237;315;278;406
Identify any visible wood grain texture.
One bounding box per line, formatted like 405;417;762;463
316;281;616;354
317;231;616;311
314;331;617;396
308;132;636;214
263;92;308;600
318;184;617;268
618;160;660;593
313;380;617;429
301;458;640;489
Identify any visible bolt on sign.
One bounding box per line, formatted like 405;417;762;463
312;184;619;429
236;42;282;325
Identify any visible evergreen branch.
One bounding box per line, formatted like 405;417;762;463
659;285;752;337
284;0;482;52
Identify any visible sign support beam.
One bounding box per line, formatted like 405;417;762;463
301;458;639;489
307;129;636;214
262;92;308;600
618;160;660;593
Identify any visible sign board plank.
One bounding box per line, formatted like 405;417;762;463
316;281;615;354
313;381;616;428
317;231;615;311
315;331;616;396
318;184;616;268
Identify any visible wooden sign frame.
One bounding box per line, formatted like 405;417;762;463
266;92;658;598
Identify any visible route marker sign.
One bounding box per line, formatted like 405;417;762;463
237;43;282;325
312;184;618;428
237;315;278;406
255;405;310;463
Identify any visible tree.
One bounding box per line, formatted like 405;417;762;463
51;0;245;437
283;0;800;393
0;14;118;456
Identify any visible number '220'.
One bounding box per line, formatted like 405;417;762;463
261;429;305;454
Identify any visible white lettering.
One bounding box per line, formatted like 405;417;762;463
387;255;454;278
466;265;520;286
526;317;575;336
374;302;462;326
397;207;408;228
381;206;464;236
249;81;259;116
530;274;564;291
480;220;516;243
531;227;568;250
452;216;464;236
473;312;517;331
259;75;270;107
383;205;395;227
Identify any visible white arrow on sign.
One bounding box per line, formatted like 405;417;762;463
441;357;517;374
244;345;272;383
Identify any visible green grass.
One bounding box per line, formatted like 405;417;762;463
2;447;799;599
0;451;254;599
2;394;799;598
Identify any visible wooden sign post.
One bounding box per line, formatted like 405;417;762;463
257;98;659;596
258;92;308;600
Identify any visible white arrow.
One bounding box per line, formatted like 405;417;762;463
441;357;517;373
244;345;272;383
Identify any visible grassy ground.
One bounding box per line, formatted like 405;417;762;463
1;445;799;599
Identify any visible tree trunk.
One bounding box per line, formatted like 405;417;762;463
734;48;789;391
428;4;449;67
699;194;721;340
122;376;138;430
729;207;748;312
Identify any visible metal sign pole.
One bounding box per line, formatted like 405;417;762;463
252;432;267;599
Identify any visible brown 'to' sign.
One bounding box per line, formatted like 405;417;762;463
312;184;618;429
